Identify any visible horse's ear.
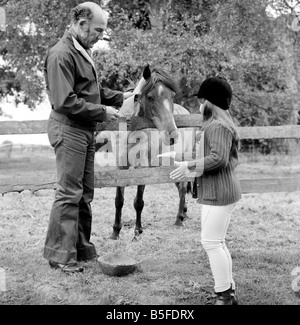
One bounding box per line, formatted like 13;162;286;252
143;64;151;81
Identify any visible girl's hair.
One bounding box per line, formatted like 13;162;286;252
201;100;240;142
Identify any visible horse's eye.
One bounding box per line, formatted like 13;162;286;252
147;95;154;102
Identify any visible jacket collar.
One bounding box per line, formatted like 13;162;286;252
64;30;97;75
72;36;96;71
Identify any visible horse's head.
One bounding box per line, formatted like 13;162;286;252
135;65;180;146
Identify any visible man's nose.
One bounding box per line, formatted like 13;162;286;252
97;32;104;40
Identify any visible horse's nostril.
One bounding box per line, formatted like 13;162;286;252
170;138;175;146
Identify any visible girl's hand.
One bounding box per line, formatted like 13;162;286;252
170;161;190;181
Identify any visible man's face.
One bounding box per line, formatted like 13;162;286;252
78;12;107;49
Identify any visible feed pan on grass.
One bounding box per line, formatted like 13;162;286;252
98;253;139;276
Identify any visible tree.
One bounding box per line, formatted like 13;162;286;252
98;0;291;125
0;0;86;107
0;0;299;147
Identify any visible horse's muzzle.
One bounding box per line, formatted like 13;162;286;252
160;130;180;146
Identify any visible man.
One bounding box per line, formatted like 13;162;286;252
43;2;133;273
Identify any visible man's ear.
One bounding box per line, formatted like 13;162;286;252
78;18;88;30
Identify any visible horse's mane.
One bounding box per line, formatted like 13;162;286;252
140;67;179;97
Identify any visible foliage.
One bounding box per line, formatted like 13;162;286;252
0;0;88;107
0;0;299;133
96;0;291;128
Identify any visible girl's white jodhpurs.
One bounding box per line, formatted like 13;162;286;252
201;204;236;293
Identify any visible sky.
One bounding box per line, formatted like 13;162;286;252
0;97;51;145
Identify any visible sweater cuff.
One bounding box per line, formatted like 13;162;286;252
187;159;204;175
187;161;196;170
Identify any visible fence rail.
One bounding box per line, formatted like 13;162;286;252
1;116;300;195
1;117;300;139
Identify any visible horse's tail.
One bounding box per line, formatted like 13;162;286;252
186;178;198;198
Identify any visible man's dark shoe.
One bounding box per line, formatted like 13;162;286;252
49;261;84;273
77;254;99;263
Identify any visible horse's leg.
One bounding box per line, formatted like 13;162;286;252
174;182;188;226
110;186;125;240
133;184;146;240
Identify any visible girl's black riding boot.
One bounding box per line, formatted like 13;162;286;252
214;288;238;305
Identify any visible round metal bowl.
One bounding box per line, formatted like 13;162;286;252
98;253;138;276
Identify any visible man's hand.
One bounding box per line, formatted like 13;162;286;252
105;106;120;121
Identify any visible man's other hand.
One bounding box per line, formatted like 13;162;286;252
105;106;120;121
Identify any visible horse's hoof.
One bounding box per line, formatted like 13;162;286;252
132;234;142;242
135;229;143;236
132;229;143;241
174;220;184;227
109;233;120;240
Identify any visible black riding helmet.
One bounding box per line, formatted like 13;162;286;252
196;77;232;110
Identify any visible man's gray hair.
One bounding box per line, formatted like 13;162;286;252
70;5;94;24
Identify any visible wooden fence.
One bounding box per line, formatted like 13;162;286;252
1;115;300;195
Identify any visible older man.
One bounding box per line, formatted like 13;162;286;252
43;2;132;273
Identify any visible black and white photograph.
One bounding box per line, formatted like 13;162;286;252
0;0;299;309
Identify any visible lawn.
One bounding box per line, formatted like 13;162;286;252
0;145;299;305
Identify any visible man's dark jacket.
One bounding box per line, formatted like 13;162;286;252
44;31;124;131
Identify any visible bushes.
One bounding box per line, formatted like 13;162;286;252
94;27;291;127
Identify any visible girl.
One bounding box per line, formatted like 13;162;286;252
169;77;241;305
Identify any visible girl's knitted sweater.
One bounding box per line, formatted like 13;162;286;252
188;120;241;206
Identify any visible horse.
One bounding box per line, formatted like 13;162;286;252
96;65;197;240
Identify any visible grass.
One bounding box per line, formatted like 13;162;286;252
0;147;300;305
